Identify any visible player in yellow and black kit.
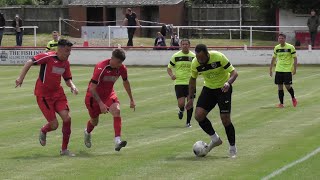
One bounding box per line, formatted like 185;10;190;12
167;39;195;127
269;33;298;108
46;31;59;52
185;44;238;158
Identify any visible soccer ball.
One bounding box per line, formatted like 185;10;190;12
193;140;208;157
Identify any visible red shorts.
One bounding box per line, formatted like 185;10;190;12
85;91;119;118
36;95;69;122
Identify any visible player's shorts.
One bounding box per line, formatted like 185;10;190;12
175;85;196;99
36;95;69;122
196;86;232;113
85;91;119;118
275;72;292;85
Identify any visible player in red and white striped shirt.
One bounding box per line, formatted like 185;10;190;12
15;39;78;157
84;48;135;151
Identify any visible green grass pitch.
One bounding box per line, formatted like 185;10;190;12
0;65;319;179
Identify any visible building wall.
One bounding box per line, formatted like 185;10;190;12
159;2;185;26
278;9;310;44
68;6;87;38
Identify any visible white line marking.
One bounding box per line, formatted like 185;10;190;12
261;146;320;180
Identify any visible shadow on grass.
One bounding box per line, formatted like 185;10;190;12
10;153;60;160
165;155;229;161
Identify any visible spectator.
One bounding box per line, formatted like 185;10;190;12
12;14;23;46
170;32;180;50
0;13;5;46
122;8;141;46
307;9;319;47
154;32;166;50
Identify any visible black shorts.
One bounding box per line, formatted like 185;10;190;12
275;72;292;85
175;85;195;99
196;86;232;113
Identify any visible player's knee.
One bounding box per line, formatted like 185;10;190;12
91;118;99;126
112;108;121;117
194;113;205;122
220;114;231;126
50;120;59;130
62;115;71;123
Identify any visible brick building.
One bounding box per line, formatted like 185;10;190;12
68;0;185;37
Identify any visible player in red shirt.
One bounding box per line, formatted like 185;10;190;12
84;48;135;151
15;39;78;157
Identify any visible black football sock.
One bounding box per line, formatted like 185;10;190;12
224;123;235;146
186;108;193;124
179;107;184;112
198;117;215;136
287;87;295;98
278;90;284;104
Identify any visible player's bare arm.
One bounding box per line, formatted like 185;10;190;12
65;79;78;95
123;79;136;111
167;68;176;80
292;57;298;75
269;57;276;77
89;83;108;113
185;77;196;110
15;59;33;87
222;69;238;93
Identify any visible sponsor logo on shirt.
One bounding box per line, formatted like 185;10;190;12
103;76;119;82
52;66;65;75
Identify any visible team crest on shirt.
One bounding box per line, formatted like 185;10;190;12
211;62;218;68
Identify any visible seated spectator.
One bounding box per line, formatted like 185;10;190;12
170;32;180;50
154;32;166;50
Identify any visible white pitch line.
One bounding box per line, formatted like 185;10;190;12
261;146;320;180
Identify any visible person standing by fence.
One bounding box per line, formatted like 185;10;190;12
12;14;23;46
307;9;319;47
122;8;141;46
0;13;5;46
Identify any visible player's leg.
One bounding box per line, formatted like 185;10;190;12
36;96;59;146
175;85;185;120
195;87;222;152
107;94;127;151
284;72;297;107
56;96;75;156
275;72;285;107
218;86;236;158
84;96;101;148
185;85;194;127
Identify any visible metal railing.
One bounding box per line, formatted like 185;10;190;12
2;26;39;46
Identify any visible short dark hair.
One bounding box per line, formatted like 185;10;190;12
58;39;73;47
112;48;126;61
278;33;286;38
127;8;132;12
180;38;190;45
195;44;208;54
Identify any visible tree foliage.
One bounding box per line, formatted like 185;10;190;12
249;0;320;13
0;0;62;6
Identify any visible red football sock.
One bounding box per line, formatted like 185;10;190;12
41;123;55;134
62;120;71;150
113;117;122;137
86;120;95;133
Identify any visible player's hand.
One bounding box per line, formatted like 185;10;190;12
269;70;273;77
221;82;230;93
71;86;79;95
292;69;296;75
170;75;176;80
15;78;23;88
130;100;136;111
185;99;193;110
99;103;108;114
